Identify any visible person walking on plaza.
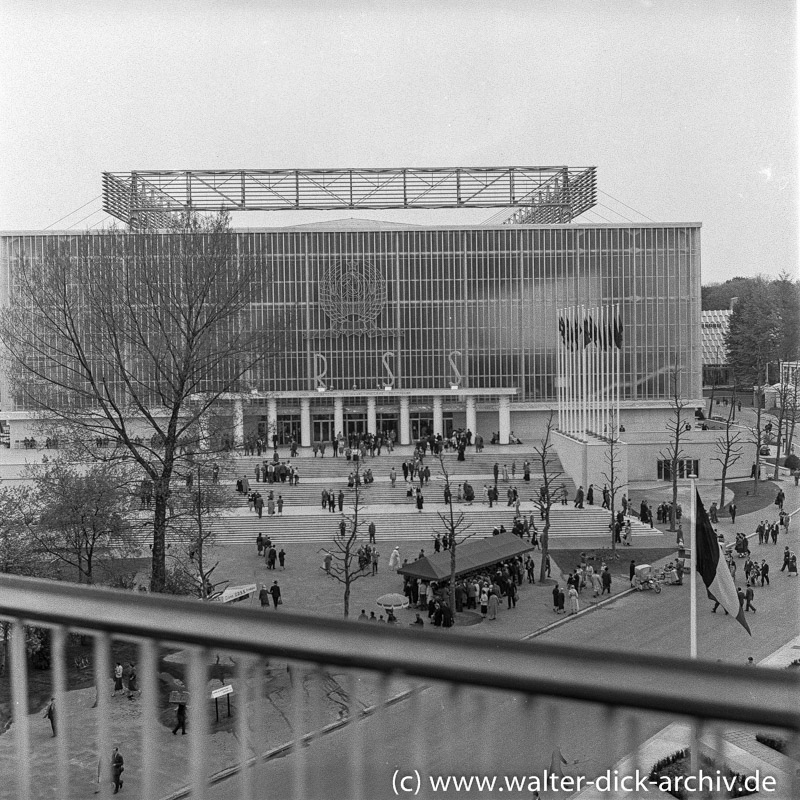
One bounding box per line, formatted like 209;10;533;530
113;662;124;697
729;503;737;524
269;581;282;608
760;560;770;586
781;546;791;571
601;567;612;595
744;584;756;612
278;548;286;569
568;585;579;615
259;584;269;608
371;548;380;575
43;697;56;736
126;663;139;700
111;747;124;794
173;702;187;735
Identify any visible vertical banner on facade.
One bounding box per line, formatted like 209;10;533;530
556;303;622;440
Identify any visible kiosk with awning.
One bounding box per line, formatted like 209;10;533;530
397;532;534;582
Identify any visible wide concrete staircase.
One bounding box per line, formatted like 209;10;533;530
128;444;658;545
204;505;655;545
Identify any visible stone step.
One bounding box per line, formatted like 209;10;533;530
128;506;658;546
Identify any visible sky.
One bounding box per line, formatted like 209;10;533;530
0;0;796;285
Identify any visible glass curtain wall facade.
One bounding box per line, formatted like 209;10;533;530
0;224;701;408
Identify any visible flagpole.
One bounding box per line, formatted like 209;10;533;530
690;475;697;659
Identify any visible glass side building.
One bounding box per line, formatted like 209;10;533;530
0;222;701;446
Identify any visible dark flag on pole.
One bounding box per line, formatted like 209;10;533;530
558;316;566;345
583;317;593;347
613;315;623;349
695;491;751;635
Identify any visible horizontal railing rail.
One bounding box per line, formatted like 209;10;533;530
1;573;798;800
2;574;798;730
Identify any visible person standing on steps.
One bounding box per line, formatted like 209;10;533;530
368;521;376;543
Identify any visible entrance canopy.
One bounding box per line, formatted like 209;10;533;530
398;533;534;582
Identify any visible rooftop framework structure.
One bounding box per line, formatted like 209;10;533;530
102;166;597;228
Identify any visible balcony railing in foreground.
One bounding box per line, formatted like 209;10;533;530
1;574;798;800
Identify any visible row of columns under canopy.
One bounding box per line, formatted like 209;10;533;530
228;395;510;447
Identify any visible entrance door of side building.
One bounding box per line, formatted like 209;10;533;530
313;416;335;444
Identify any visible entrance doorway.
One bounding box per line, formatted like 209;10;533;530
313;415;335;443
410;413;432;440
274;414;300;445
344;413;367;438
376;412;398;436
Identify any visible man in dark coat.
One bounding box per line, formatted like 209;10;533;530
269;581;282;608
43;697;56;736
111;747;124;794
172;703;187;735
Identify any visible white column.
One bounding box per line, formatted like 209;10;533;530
465;395;477;436
399;396;411;445
233;398;244;448
366;396;377;435
498;396;511;444
334;397;344;439
267;398;278;445
432;396;443;437
300;398;312;447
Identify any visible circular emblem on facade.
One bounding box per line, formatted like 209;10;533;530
319;259;386;336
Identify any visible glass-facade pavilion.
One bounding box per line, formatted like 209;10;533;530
0;222;701;446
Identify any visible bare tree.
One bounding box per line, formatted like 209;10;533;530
321;463;369;618
750;359;767;495
0;485;44;676
600;420;626;552
433;452;474;615
770;379;793;480
22;458;138;585
658;360;693;532
532;412;563;583
712;386;744;508
0;214;284;591
162;456;232;600
784;369;800;460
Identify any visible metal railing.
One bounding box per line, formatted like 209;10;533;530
1;573;798;800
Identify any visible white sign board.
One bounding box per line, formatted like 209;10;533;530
211;684;233;699
219;584;257;603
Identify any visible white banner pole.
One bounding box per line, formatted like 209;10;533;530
690;475;697;659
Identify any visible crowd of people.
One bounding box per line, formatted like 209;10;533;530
398;554;533;624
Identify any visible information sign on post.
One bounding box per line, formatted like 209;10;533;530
211;683;233;721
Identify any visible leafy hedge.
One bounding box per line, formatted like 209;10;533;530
755;733;787;753
649;749;756;799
